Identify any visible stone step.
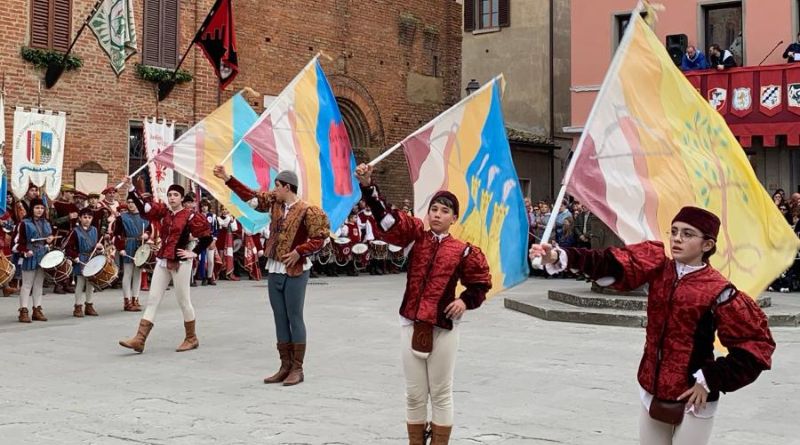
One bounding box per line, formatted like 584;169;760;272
548;289;648;311
504;282;800;328
547;289;772;311
505;292;647;328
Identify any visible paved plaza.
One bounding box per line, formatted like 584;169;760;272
0;275;798;444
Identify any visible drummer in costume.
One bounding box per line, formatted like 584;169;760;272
1;210;19;297
66;207;104;317
51;184;79;294
119;181;212;353
335;212;362;276
13;198;55;323
355;164;492;445
86;193;110;236
214;165;329;386
113;195;151;312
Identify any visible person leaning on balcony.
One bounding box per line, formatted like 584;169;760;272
708;44;737;70
782;32;800;63
680;46;708;71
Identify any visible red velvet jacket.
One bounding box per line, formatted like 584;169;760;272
564;241;775;402
361;184;492;330
128;191;212;261
225;177;329;277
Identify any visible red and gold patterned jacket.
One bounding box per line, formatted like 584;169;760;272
563;241;775;402
225;177;329;277
128;191;212;262
361;184;492;330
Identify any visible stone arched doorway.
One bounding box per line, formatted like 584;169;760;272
336;97;371;163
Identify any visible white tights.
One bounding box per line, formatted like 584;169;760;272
401;324;459;426
19;269;45;309
121;263;143;298
74;276;95;305
639;405;714;445
142;261;195;323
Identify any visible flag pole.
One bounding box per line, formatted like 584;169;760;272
531;0;645;266
45;0;106;89
116;160;155;190
367;74;504;167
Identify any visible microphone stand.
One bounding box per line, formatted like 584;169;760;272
759;40;784;66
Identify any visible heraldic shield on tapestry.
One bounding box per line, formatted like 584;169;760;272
11;108;66;200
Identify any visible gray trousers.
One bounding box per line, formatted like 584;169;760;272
267;271;310;343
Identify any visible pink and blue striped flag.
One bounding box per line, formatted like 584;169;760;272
153;93;268;232
234;56;361;230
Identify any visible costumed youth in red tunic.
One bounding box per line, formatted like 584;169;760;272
356;164;492;445
119;180;212;353
531;207;775;445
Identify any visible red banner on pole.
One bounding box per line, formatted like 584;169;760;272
729;71;754;118
758;70;783;117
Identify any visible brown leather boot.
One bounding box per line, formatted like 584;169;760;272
283;343;306;386
18;308;31;323
430;424;452;445
131;297;142;311
407;423;427;445
31;306;47;321
84;303;98;316
64;283;75;293
175;320;199;352
123;298;132;311
73;304;84;318
263;342;293;384
119;319;154;353
53;283;66;294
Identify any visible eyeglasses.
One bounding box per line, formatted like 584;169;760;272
668;228;702;241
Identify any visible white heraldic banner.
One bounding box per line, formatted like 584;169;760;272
11;107;67;200
144;117;175;202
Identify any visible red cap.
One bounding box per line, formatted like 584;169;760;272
429;190;460;216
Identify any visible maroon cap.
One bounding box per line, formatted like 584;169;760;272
672;206;720;240
429;191;459;216
167;184;185;197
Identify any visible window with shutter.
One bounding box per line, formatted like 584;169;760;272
29;0;72;51
142;0;180;69
464;0;475;32
469;0;509;31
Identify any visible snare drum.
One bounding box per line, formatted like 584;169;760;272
40;250;73;284
351;243;370;269
315;237;333;264
369;240;389;260
333;237;352;266
0;255;16;288
82;255;119;290
388;244;406;267
133;244;156;271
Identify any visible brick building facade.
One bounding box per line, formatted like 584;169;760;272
0;0;462;204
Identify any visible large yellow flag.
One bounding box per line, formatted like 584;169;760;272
566;9;800;297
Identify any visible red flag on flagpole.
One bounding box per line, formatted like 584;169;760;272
195;0;239;89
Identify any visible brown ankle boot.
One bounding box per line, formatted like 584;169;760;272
407;423;427;445
53;283;66;294
119;319;154;353
84;303;98;316
176;320;199;352
263;342;293;384
123;298;132;311
131;297;142;311
31;306;47;321
430;424;452;445
283;343;306;386
73;304;84;318
18;308;31;323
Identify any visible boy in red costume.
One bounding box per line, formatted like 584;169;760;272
531;206;775;445
356;164;492;445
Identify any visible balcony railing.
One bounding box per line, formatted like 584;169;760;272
684;64;800;147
